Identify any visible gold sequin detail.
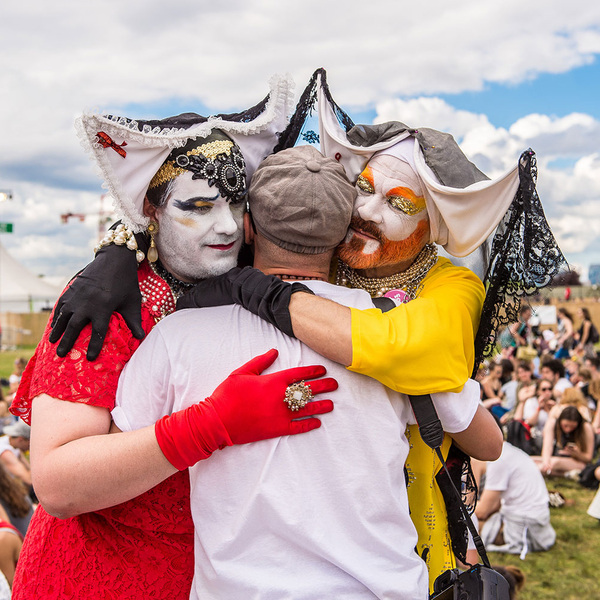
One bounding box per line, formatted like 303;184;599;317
356;175;375;193
149;140;234;189
149;162;184;189
388;195;426;215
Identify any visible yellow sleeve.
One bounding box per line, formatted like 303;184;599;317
348;258;484;395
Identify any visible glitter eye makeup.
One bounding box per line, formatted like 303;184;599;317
387;195;423;216
386;186;427;216
357;175;375;194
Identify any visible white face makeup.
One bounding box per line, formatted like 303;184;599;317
154;171;244;282
336;154;430;271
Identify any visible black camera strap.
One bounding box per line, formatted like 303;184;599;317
408;393;491;569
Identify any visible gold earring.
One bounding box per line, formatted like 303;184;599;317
147;221;159;263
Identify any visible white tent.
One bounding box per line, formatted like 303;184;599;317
0;240;62;313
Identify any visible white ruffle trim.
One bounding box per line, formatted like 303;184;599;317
78;74;295;150
74;115;150;233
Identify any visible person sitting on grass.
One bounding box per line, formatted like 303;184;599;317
480;362;506;418
509;378;556;454
0;421;30;489
540;357;572;400
0;502;22;590
534;405;594;478
475;435;555;558
0;463;33;538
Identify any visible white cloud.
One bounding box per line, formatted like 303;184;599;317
375;98;489;138
0;181;111;277
1;1;600;277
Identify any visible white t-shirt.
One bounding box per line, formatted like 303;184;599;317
484;442;550;522
0;436;19;460
554;377;572;395
114;281;479;600
522;398;549;431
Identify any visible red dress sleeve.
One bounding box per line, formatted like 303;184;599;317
11;262;163;424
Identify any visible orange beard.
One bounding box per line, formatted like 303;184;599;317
336;216;429;270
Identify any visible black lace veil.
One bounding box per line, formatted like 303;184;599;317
474;151;567;373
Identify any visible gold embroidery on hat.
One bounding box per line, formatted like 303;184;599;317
149;140;234;189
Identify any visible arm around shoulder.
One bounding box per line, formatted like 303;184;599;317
289;292;352;366
290;260;484;395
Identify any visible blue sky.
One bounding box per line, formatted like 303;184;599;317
439;61;600;127
1;0;599;285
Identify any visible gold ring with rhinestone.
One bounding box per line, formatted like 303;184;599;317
284;382;314;411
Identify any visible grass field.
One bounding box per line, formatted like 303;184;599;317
0;348;598;598
0;348;36;398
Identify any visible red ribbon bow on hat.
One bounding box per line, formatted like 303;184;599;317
96;131;128;158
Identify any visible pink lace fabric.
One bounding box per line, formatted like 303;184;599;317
11;261;194;599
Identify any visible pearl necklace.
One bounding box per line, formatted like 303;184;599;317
335;244;438;299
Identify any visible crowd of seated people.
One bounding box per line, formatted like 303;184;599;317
471;304;600;561
477;308;600;553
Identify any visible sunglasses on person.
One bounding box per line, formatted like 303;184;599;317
539;386;552;391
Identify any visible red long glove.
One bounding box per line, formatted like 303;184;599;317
155;349;337;470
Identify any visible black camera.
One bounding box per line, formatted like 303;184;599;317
430;564;510;600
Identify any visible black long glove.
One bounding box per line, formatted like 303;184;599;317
176;267;314;338
49;227;148;360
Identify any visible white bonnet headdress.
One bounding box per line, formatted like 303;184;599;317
76;75;295;232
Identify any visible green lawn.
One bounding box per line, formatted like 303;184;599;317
487;479;599;600
0;347;36;398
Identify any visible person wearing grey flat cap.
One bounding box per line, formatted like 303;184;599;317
114;144;500;600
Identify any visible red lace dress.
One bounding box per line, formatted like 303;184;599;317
10;261;194;600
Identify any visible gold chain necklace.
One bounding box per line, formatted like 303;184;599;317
335;244;438;299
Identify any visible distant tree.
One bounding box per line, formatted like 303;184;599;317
552;267;581;286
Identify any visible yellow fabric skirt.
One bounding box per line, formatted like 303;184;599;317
405;424;455;593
